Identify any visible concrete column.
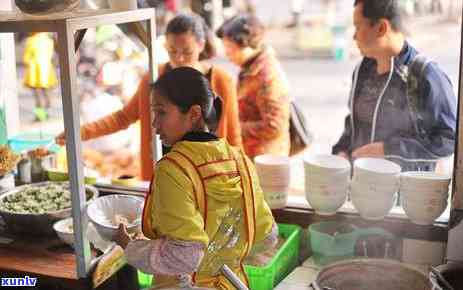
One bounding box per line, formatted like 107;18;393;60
0;0;19;138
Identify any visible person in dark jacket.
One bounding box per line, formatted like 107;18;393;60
332;0;457;171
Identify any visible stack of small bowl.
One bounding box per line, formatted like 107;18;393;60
254;154;291;209
351;158;401;220
400;172;451;225
304;154;351;215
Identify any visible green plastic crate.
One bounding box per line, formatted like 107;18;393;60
244;223;301;290
137;270;153;289
137;223;301;290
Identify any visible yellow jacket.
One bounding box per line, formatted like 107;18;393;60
23;33;57;89
142;133;275;289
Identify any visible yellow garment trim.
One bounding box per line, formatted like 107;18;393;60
198;159;238;180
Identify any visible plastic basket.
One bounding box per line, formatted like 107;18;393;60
244;223;301;290
8;132;55;153
308;221;395;265
309;221;359;256
137;271;153;289
136;223;301;290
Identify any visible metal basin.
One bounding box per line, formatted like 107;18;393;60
80;0;109;9
430;263;463;289
15;0;80;14
0;181;98;236
313;258;432;290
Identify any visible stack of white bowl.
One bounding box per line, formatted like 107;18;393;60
303;154;351;215
351;158;401;220
254;154;291;209
400;171;451;225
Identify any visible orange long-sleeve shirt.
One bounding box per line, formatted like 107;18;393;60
80;63;242;181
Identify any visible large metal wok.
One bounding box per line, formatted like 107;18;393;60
0;181;98;236
15;0;81;14
429;262;463;290
311;258;432;290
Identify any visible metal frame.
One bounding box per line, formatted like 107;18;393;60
0;8;157;278
453;14;463;213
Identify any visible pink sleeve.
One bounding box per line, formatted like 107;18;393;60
250;222;279;255
125;237;205;276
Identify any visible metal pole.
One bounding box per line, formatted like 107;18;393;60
56;22;92;278
0;0;19;138
147;12;162;161
220;264;250;290
447;1;463;264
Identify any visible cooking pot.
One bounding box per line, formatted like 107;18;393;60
15;0;80;14
429;262;463;290
311;258;432;290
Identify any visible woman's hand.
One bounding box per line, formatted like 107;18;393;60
55;132;66;146
114;223;132;249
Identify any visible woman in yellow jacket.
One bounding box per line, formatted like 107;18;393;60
23;32;58;111
114;67;277;289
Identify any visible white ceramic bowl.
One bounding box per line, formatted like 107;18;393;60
400;183;450;193
255;154;291;166
351;172;399;186
401;193;448;207
354;158;401;174
306;191;347;216
353;175;399;190
53;217;74;248
353;158;401;184
307;181;349;195
87;195;144;241
305;169;351;185
260;184;290;209
350;180;399;199
304;163;351;173
255;154;291;186
400;188;449;202
351;194;396;220
400;171;451;192
402;198;447;225
400;184;450;195
263;190;288;209
303;154;351;175
306;173;349;193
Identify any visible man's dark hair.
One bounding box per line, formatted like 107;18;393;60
354;0;403;32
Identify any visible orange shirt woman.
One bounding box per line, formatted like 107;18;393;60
57;14;241;181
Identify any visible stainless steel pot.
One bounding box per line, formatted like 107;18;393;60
0;181;98;236
80;0;109;9
310;258;432;290
15;0;80;14
429;263;463;290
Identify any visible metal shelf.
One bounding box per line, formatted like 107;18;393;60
0;8;157;279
